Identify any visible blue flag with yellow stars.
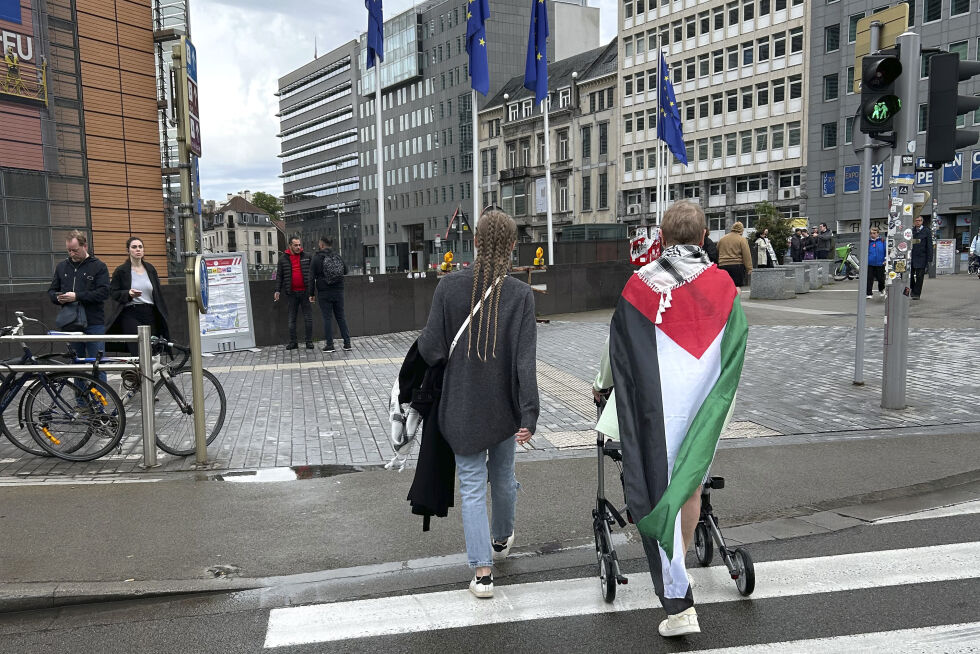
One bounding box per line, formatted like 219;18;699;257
467;0;491;95
524;0;549;104
656;52;688;166
365;0;384;69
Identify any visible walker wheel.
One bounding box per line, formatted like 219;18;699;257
593;525;616;603
694;522;713;566
733;548;755;596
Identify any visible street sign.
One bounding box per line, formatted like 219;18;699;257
179;36;202;157
853;5;909;93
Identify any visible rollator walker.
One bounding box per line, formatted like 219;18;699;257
592;391;755;602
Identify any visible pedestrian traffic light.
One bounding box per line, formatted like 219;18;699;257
924;52;980;166
859;50;903;138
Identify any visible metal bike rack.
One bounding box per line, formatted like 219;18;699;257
0;326;158;468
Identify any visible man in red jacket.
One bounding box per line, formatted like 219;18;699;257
275;236;314;350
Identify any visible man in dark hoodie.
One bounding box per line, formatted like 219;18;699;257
275;236;314;350
48;230;110;371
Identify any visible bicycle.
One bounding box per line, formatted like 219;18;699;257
833;243;860;281
968;254;980;279
0;313;127;461
110;339;227;457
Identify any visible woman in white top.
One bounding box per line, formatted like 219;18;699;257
107;237;170;355
754;228;777;268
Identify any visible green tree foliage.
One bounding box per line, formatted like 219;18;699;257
753;202;794;262
251;191;283;220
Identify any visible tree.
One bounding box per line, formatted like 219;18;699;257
251;191;283;220
753;202;794;263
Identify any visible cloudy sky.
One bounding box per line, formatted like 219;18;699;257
192;0;616;202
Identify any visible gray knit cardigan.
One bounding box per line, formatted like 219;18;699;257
417;269;540;456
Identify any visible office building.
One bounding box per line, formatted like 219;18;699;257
806;0;979;261
354;0;599;271
478;41;619;242
277;39;363;272
618;0;809;237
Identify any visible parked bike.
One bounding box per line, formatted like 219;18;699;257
833;243;860;281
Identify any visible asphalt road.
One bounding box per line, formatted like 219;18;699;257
1;510;977;653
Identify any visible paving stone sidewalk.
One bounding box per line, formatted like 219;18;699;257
1;321;977;481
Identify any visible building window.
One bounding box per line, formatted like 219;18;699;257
598;123;608;156
711;135;723;158
822;122;838;148
521;138;530;166
772;78;785;102
771;124;785;149
825;25;840;53
918;104;928;132
844;115;854;144
582;125;592;160
848;13;864;42
559;88;570;108
740;130;753;154
824;73;839;101
846;67;855;94
582;174;591;210
790;27;803;53
508;104;519;121
598;172;608;209
624;152;633;174
726;132;737;155
727;89;738;112
755;127;768;152
557;178;568;212
789;74;802;99
698;138;709;161
254;231;261;245
557;130;569;160
507;142;517;168
951;0;969;14
923;0;941;21
788;121;801;146
256;251;262;265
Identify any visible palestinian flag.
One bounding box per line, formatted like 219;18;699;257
609;264;747;605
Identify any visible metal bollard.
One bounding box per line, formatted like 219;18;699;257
138;325;158;468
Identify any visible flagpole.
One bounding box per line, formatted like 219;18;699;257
472;88;480;249
375;66;385;274
543;97;554;265
661;47;670;223
655;45;662;226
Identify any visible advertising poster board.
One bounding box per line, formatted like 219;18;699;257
935;239;956;275
199;253;256;352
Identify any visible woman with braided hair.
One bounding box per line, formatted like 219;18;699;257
418;209;540;599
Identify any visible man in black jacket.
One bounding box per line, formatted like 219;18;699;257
48;230;110;374
311;237;351;353
816;223;834;259
910;215;932;299
275;236;314;349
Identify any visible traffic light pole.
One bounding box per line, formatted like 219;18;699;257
853;21;881;386
881;30;920;409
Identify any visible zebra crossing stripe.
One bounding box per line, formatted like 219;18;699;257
694;622;980;653
263;541;980;648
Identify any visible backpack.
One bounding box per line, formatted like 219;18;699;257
320;251;345;285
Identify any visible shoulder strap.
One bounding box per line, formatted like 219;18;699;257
448;276;503;358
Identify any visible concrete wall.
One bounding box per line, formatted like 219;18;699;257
0;263;634;355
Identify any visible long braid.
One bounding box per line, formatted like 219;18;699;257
465;209;517;360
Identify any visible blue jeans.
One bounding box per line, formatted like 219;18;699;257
455;436;519;569
72;324;106;382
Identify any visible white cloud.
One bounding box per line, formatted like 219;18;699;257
192;0;617;202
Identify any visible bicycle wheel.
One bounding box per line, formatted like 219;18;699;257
153;368;226;456
24;373;126;461
1;377;51;457
694;521;713;566
593;520;617;603
832;259;848;281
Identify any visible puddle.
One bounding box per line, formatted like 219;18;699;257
208;464;374;482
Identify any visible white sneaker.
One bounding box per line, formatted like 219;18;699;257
659;607;700;637
469;573;494;598
492;533;515;560
866;294;873;299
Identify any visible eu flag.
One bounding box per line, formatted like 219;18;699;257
656;52;688;166
467;0;491;95
365;0;384;69
524;0;549;104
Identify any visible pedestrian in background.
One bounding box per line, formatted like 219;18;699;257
910;216;931;300
275;236;314;350
790;228;803;262
48;230;110;369
417;208;539;600
312;237;351;353
816;223;833;260
754;228;776;268
866;227;886;299
802;229;817;260
106;237;170;355
717;221;752;287
701;230;719;264
970;231;980;268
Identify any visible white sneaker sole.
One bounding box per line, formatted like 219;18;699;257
659;620;700;637
469;583;494;599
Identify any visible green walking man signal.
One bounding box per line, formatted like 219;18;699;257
859;50;902;138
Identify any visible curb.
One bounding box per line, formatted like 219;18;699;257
3;473;978;615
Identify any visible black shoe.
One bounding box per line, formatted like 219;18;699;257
322;345;335;353
285;343;298;350
306;342;314;349
343;343;352;351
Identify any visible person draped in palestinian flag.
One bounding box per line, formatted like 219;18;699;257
593;201;748;638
